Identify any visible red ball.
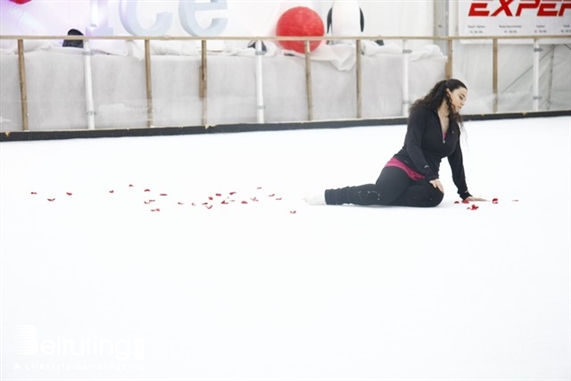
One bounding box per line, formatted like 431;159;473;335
276;6;324;53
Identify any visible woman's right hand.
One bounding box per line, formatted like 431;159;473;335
430;179;444;193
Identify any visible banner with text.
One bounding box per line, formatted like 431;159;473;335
459;0;571;38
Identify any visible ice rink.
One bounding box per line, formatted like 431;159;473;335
1;116;570;380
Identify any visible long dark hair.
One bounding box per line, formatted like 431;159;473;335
410;78;467;128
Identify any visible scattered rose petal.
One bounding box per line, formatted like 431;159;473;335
129;184;134;188
229;191;237;195
467;204;479;210
202;202;209;206
144;200;155;205
109;190;114;194
251;197;259;202
206;205;213;209
150;208;160;212
144;189;151;192
290;210;297;214
221;200;229;205
241;201;248;204
268;194;275;197
66;192;73;196
512;199;519;202
177;202;184;205
47;198;56;202
208;197;213;201
454;201;460;204
276;198;282;201
215;193;222;197
492;198;499;204
191;203;196;206
257;187;262;189
159;193;167;197
31;191;37;195
462;199;469;204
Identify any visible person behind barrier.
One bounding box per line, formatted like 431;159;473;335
305;78;487;207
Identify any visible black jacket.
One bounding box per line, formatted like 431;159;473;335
393;106;472;199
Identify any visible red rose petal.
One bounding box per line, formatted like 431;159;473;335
206;205;213;209
462;199;470;204
160;193;167;197
512;199;519;202
208;197;213;201
467;204;479;210
31;191;37;195
257;187;262;189
229;191;237;195
109;190;114;194
241;201;248;204
177;202;184;205
276;198;282;201
191;203;196;206
492;198;499;204
221;200;229;205
290;210;296;214
202;202;209;206
66;192;73;196
150;208;160;212
47;198;56;202
215;193;222;197
268;194;275;197
251;197;258;202
129;184;134;187
144;189;151;192
454;201;460;204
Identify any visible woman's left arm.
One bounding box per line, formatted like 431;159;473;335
448;137;486;201
465;196;487;202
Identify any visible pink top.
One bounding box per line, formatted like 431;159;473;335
385;157;425;181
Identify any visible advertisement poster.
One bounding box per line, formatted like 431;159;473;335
459;0;571;37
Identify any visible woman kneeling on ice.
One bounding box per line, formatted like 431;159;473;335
306;78;486;207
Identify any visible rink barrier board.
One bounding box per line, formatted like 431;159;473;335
1;110;569;142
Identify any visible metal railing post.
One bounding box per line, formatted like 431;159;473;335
255;40;265;123
402;39;411;117
492;38;498;113
304;40;313;121
356;39;362;119
83;39;96;130
200;40;208;126
532;38;541;111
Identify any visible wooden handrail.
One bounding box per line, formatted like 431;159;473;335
1;35;568;41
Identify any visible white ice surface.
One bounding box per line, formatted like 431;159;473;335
1;117;570;379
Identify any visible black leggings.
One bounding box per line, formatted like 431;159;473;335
324;166;444;207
